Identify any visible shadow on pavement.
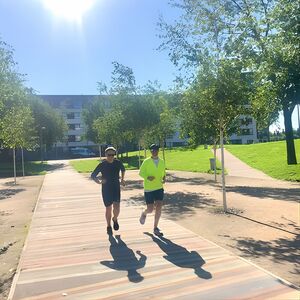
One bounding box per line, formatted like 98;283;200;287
100;235;146;283
229;233;300;282
0;188;25;201
124;179;143;190
144;232;212;280
226;186;300;203
127;192;217;220
167;174;217;186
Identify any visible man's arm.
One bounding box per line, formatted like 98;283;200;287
120;161;125;186
91;164;102;184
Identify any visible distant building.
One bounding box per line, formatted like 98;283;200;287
41;95;258;152
40;95;99;150
228;115;258;144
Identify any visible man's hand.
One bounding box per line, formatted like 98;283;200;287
147;176;155;181
101;178;107;184
120;179;125;186
93;177;101;185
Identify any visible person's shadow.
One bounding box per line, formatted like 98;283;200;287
144;232;212;279
100;235;146;283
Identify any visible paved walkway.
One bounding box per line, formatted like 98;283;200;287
9;164;299;299
215;148;272;179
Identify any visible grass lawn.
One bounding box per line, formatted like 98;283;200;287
226;139;300;181
0;161;53;177
70;146;222;174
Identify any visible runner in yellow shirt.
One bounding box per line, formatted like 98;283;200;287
139;144;166;236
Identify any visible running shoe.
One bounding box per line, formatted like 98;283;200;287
139;212;146;225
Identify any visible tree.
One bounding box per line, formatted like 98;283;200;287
158;3;252;210
82;96;106;142
159;0;300;164
144;97;177;163
0;106;35;183
93;109;126;152
27;94;67;149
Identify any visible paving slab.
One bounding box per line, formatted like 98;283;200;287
8;163;299;299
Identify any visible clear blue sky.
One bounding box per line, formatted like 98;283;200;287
0;0;299;130
0;0;179;94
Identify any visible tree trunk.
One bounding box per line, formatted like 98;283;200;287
21;147;25;177
220;128;227;212
138;142;141;169
213;141;217;182
13;148;17;185
283;107;297;165
161;139;166;164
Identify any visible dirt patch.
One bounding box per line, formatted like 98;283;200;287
0;175;44;300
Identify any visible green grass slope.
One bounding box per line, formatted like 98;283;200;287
226;139;300;181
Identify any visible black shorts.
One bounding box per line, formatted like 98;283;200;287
144;188;164;204
102;185;120;207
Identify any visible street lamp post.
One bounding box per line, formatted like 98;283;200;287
40;126;46;163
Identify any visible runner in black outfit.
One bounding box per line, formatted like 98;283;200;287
91;147;125;235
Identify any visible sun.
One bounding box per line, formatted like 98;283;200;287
43;0;95;22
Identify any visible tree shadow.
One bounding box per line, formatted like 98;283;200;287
226;186;300;203
228;213;299;235
229;234;300;276
167;174;217;186
127;192;217;220
144;232;212;279
0;189;25;201
124;179;143;190
100;235;146;283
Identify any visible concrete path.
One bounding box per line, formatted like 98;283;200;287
215;148;273;179
8;164;299;299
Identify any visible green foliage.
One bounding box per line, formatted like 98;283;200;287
0;105;36;149
159;0;299;164
27;94;67;148
90;62;178;150
0;39;66;152
82;96;106;142
181;59;250;145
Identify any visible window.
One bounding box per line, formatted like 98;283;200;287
68;124;81;130
67;112;75;119
240;128;253;136
75;135;81;142
68;135;76;142
74;112;80;118
230;139;242;144
240;117;253;125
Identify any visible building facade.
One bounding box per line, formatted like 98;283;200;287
41;95;258;151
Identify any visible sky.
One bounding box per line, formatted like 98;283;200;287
0;0;299;130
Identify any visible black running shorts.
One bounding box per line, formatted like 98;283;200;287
144;188;164;204
102;184;120;207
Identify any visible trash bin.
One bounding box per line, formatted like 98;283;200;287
209;158;216;170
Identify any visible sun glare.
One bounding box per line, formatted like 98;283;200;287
43;0;95;22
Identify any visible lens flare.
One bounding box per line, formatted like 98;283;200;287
43;0;95;22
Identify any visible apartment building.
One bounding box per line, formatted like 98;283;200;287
229;115;258;144
41;95;258;151
41;95;98;150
